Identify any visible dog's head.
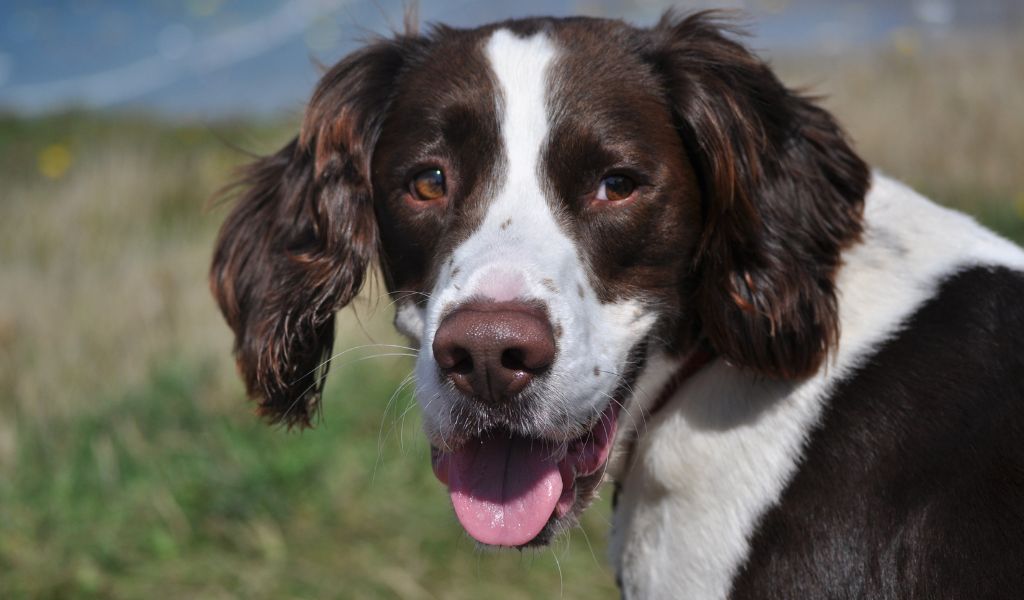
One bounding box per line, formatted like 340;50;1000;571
211;12;867;548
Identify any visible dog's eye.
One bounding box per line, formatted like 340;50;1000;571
411;168;446;201
595;175;636;202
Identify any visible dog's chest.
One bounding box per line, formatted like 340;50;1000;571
608;363;829;600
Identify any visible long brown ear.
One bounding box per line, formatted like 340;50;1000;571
650;11;869;378
210;39;413;426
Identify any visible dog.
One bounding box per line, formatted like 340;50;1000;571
210;11;1024;599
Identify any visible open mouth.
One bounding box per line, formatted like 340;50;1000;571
429;401;619;547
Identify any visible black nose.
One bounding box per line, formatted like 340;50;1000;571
432;301;556;403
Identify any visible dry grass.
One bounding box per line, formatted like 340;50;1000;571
776;29;1024;217
1;142;230;421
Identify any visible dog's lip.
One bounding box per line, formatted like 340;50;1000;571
430;400;620;547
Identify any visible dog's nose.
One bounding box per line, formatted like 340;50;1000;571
432;302;556;402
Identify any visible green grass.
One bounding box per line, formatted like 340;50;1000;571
1;350;617;599
1;29;1022;599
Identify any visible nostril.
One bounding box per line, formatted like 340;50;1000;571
501;348;527;372
449;349;473;375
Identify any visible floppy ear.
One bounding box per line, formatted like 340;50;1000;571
650;11;870;378
210;39;411;426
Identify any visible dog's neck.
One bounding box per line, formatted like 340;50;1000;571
605;173;1024;599
608;345;715;484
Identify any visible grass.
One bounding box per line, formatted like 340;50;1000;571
1;29;1022;599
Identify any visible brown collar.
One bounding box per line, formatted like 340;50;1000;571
613;347;715;503
646;346;716;420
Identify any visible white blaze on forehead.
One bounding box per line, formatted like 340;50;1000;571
485;29;553;210
445;28;577;303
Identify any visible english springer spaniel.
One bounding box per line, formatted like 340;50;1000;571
210;12;1024;599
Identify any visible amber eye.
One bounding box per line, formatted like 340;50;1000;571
595;174;636;202
410;168;446;201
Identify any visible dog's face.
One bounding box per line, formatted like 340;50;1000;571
372;24;700;546
211;14;867;548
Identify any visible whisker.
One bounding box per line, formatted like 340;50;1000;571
291;343;420;386
281;351;418;424
597;388;645;439
379;290;433;312
372;289;433;302
596;368;653;436
397;387;426;453
550;545;565;599
577;518;602;569
360;289;433;317
372;370;417;482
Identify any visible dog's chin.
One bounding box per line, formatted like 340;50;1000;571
429;401;619;548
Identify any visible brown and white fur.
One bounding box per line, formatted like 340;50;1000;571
211;12;1024;599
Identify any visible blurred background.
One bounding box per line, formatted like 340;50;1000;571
1;0;1021;598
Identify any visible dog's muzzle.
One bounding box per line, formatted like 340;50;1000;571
427;299;619;547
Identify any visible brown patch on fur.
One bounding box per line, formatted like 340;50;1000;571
500;218;513;230
543;18;703;352
372;26;505;299
541;278;558;293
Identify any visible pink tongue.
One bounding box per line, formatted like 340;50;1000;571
448;435;562;547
